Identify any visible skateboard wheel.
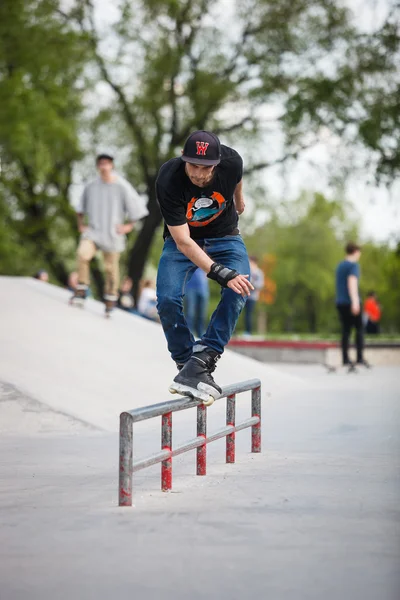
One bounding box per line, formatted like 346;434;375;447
203;395;214;407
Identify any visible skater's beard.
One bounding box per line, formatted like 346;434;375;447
185;163;215;188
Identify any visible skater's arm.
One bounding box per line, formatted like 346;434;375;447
168;224;214;272
348;275;360;315
76;186;88;233
168;224;254;296
234;180;245;215
117;182;149;234
116;222;135;234
76;213;88;234
122;181;149;222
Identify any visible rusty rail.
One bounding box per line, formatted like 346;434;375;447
119;379;261;506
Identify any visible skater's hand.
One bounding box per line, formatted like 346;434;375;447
227;274;254;296
207;262;254;296
79;224;88;234
235;200;245;215
116;223;134;234
234;180;245;215
351;301;360;315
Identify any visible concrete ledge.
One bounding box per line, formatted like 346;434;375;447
230;339;336;350
228;339;400;366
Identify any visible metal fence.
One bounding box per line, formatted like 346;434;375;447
119;378;261;507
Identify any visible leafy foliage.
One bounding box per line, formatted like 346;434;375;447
73;0;399;289
242;193;399;333
0;0;398;331
0;0;87;283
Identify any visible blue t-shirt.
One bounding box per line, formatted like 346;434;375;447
335;260;360;304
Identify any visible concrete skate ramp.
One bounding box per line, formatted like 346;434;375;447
0;277;309;432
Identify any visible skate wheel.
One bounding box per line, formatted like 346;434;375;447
169;386;178;394
202;395;214;407
70;299;84;308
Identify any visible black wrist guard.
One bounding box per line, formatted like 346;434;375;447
207;262;239;287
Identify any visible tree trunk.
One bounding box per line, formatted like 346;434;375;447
128;185;162;301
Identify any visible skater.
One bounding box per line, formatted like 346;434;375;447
67;271;79;294
33;269;49;282
73;153;148;316
156;130;254;405
117;277;135;313
184;268;209;338
137;279;159;321
335;242;369;369
243;256;264;337
363;291;381;334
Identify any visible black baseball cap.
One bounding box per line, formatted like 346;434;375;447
182;131;221;166
96;153;114;163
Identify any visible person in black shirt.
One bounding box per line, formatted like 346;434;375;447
156;130;253;405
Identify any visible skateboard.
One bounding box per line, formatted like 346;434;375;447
169;384;215;406
69;296;115;319
334;363;359;374
69;296;85;309
318;363;362;374
104;299;116;319
320;363;337;373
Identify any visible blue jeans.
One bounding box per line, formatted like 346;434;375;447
184;288;209;338
157;235;250;364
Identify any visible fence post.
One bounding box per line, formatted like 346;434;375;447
197;404;207;475
226;394;236;463
251;386;261;453
119;412;133;506
161;412;172;491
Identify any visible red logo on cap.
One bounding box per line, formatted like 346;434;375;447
196;141;209;156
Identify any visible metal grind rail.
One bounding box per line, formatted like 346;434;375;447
119;379;261;507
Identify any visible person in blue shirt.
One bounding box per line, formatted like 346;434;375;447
184;268;210;338
335;242;368;368
244;256;264;336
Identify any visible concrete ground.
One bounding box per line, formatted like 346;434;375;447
0;278;399;599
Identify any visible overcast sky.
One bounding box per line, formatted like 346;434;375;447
77;0;399;244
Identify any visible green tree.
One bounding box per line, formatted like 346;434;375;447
383;244;400;332
286;1;400;184
0;0;89;284
359;242;400;332
71;0;399;292
244;194;400;334
245;193;357;333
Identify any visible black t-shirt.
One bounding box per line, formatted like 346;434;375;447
156;145;243;239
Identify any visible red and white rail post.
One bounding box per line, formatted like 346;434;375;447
226;394;236;463
118;379;262;506
161;412;172;491
251;385;261;453
196;404;207;476
119;412;133;506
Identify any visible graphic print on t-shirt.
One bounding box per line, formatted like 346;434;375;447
186;191;226;227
